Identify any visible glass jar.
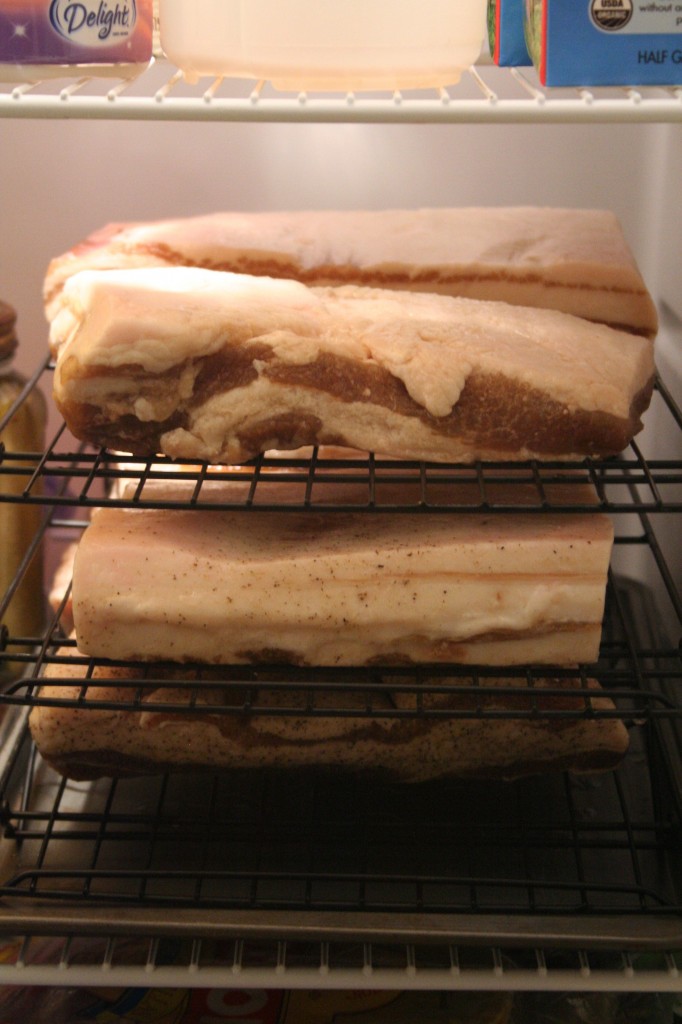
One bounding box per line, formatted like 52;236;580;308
0;300;46;681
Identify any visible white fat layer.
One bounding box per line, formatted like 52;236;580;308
123;207;640;278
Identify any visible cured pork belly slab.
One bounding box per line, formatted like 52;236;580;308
51;267;655;465
71;480;614;667
30;648;629;782
44;207;658;340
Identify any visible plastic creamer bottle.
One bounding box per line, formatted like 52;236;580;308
0;0;153;82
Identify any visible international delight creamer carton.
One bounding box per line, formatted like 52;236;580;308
525;0;682;84
0;0;153;80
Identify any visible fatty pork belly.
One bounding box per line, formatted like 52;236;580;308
71;480;614;668
30;648;629;782
51;266;655;465
44;207;658;339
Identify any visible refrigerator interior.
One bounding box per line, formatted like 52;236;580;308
0;63;681;995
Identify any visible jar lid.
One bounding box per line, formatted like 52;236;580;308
0;301;18;363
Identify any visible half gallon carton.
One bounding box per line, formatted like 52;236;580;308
525;0;682;85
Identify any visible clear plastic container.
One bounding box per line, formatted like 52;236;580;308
0;0;153;83
158;0;488;90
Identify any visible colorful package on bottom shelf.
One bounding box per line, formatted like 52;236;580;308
525;0;682;85
488;0;532;67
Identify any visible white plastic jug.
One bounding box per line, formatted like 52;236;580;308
159;0;488;90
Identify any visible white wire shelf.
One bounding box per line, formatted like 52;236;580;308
2;60;682;123
0;929;680;993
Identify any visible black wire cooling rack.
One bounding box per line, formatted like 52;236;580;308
0;359;680;946
1;359;682;515
0;720;678;918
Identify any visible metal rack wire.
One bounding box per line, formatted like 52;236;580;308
0;715;679;919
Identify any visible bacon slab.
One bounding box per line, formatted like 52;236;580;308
51;267;655;464
44;208;658;342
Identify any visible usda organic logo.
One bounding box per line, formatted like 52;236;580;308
590;0;633;30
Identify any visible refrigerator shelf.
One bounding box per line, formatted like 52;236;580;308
1;60;681;124
0;928;680;994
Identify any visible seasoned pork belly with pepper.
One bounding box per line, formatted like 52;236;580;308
31;646;629;782
51;267;655;464
70;479;614;668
